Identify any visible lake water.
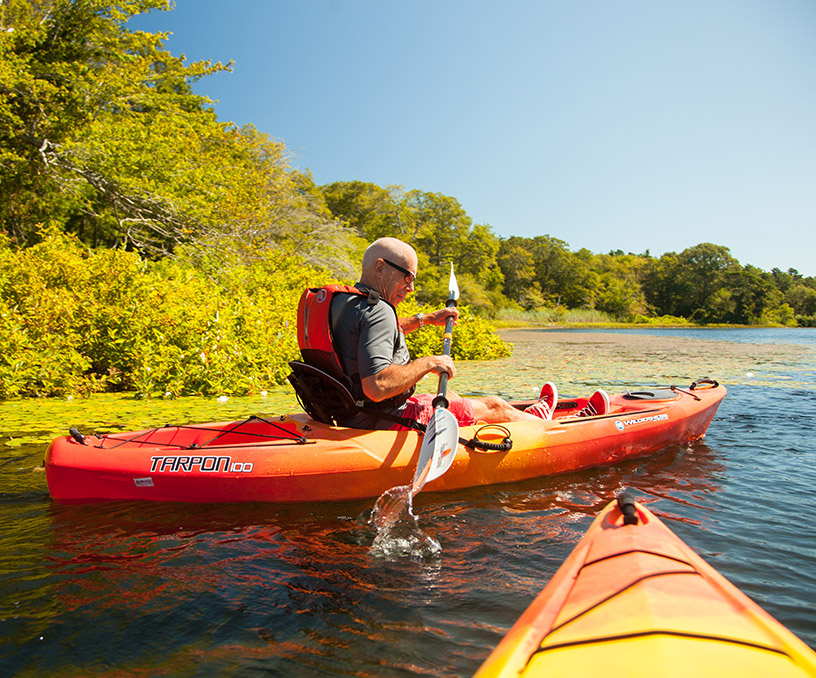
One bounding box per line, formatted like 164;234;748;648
2;328;815;676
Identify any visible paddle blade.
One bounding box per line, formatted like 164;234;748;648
448;262;460;301
411;407;459;495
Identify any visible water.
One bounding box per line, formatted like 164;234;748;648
2;328;816;676
562;326;816;346
369;485;441;560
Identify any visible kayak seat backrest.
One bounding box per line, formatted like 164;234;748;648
299;347;346;382
287;360;359;426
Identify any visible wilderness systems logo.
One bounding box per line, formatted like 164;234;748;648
150;455;254;473
616;413;669;430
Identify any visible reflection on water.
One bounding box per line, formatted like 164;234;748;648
2;328;816;676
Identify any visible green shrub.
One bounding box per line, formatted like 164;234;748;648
0;231;511;398
400;301;512;361
0;229;319;398
631;314;689;325
796;314;816;328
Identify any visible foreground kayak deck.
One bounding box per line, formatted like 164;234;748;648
475;495;816;678
45;380;725;503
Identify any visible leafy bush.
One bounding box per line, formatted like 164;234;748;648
796;314;816;328
0;229;318;398
400;300;512;361
631;314;689;325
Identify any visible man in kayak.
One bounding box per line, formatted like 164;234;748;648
320;237;608;429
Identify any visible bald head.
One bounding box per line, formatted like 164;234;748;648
360;237;418;305
362;238;416;276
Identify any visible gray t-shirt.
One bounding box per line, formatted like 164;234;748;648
329;283;412;428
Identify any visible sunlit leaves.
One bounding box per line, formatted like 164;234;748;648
0;228;320;398
0;0;353;277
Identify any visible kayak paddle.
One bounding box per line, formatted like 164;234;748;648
411;263;460;495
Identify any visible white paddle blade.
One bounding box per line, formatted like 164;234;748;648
448;262;460;301
411;407;459;494
425;408;458;483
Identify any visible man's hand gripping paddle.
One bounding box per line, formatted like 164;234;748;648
411;263;460;496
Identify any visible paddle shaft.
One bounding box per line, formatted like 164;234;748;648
410;264;461;495
432;296;457;409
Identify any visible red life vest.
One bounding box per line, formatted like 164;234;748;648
295;284;414;416
296;285;372;377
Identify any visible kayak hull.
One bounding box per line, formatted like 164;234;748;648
45;382;725;503
475;497;816;678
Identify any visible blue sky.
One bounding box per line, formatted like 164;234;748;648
130;1;816;276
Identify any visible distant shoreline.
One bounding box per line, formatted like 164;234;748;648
492;320;801;331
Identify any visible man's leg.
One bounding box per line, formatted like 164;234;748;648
469;395;541;423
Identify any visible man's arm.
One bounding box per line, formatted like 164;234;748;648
361;355;455;402
398;307;459;334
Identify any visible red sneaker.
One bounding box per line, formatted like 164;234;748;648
576;389;610;417
525;382;558;420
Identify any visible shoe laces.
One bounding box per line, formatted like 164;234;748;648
575;402;597;417
526;399;552;419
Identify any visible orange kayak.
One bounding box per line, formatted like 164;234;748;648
475;495;816;678
45;380;725;503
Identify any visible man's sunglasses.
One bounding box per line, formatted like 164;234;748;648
383;258;416;284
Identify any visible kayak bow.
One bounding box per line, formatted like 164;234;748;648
475;494;816;677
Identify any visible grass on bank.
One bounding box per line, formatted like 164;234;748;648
493;307;694;329
491;306;807;329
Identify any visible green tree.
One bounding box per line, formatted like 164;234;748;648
498;236;543;309
723;266;786;325
678;243;740;319
405;191;503;309
786;283;816;316
526;235;572;306
770;267;802;294
594;251;648;319
1;0;353;274
320;180;404;241
0;0;222;243
644;243;739;320
642;252;688;317
321;182;504;311
525;237;599;309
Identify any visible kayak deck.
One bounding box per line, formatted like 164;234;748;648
475;496;816;677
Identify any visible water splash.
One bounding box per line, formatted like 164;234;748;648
368;485;441;559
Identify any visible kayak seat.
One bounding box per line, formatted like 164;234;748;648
287;360;359;426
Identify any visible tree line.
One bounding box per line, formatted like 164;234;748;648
1;1;813;399
321;181;815;326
